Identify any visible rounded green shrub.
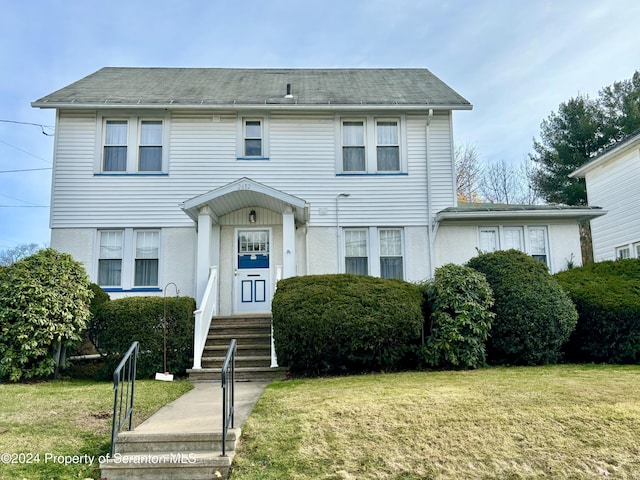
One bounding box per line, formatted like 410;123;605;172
91;295;195;378
0;249;93;381
272;274;423;375
466;250;578;365
422;264;495;369
555;259;640;363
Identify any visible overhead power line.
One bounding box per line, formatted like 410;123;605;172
0;139;52;164
0;167;52;173
0;119;55;136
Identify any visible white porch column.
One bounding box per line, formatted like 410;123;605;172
196;206;212;305
282;207;296;278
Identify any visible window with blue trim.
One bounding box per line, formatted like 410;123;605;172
339;116;404;174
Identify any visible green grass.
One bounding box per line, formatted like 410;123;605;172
0;379;192;480
231;365;640;479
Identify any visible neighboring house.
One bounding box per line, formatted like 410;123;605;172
570;129;640;262
32;68;603;348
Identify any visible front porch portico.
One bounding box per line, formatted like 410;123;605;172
181;177;309;313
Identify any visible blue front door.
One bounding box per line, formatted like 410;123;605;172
235;229;270;314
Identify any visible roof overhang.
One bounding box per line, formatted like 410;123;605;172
31;101;472;111
435;205;606;223
570;132;640;178
180;177;309;224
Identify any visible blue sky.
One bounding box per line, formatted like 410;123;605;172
1;0;638;249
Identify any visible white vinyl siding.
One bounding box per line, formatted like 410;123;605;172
51;111;450;230
583;146;640;261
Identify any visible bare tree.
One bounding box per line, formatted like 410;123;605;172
0;243;41;266
481;159;542;205
455;142;483;203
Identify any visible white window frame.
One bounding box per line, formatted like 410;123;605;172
336;114;406;174
344;228;370;275
477;225;551;268
96;114;169;174
97;230;124;287
341;119;367;173
635;242;640;258
375;119;401;172
478;227;499;252
138;120;164;172
379;228;405;280
96;228;162;291
616;245;631;260
237;114;269;159
134;230;160;287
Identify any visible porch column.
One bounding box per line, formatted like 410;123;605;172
282;207;296;278
196;206;212;305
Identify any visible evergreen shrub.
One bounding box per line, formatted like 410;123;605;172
91;295;195;378
467;250;577;365
0;249;93;381
555;259;640;363
272;274;423;375
422;264;495;369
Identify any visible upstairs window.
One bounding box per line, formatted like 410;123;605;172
342;121;366;172
98;230;123;286
139;121;163;171
99;117;167;173
244;120;263;157
104;121;128;172
376;121;399;171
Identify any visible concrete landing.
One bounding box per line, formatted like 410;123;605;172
134;381;269;434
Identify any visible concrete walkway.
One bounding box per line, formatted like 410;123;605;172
133;381;269;435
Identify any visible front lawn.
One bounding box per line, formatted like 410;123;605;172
0;379;192;480
231;365;640;479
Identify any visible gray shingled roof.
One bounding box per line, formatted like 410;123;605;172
32;67;471;109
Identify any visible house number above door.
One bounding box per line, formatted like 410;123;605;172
237;183;252;190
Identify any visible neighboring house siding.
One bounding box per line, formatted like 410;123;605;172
585;148;640;261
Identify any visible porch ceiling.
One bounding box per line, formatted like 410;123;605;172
180;177;309;224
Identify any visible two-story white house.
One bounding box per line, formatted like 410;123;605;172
570;129;640;262
32;68;604;369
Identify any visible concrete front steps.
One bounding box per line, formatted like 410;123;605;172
188;315;287;382
100;429;240;480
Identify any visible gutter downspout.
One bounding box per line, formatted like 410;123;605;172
426;109;435;278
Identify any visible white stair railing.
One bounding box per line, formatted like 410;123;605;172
271;265;282;368
192;266;218;370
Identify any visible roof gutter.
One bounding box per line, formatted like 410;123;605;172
31;101;473;111
570;134;640;178
435;208;606;223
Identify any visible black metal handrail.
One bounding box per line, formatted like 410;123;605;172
220;338;237;457
110;341;139;456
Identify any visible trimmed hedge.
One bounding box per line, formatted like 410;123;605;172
555;259;640;363
272;274;423;375
90;296;195;379
467;250;578;365
422;264;495;369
